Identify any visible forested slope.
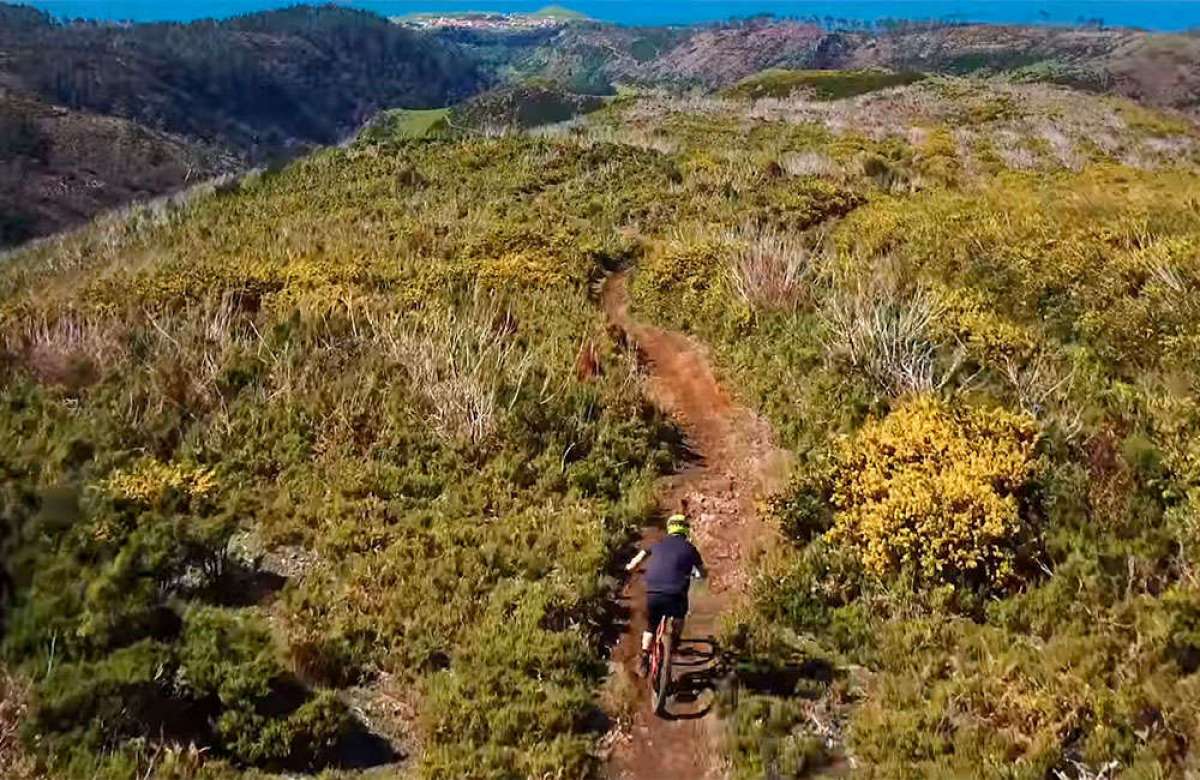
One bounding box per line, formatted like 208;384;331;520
0;4;483;246
0;5;483;152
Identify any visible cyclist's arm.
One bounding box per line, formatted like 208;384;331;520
625;549;649;572
691;548;707;579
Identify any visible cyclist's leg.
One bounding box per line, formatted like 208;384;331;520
668;592;688;645
645;592;667;651
641;592;669;676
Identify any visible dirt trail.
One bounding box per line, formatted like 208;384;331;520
601;273;792;780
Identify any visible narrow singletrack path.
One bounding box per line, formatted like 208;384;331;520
601;272;792;780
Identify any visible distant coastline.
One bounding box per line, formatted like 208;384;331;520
20;0;1200;31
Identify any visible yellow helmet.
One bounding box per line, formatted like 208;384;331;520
666;514;690;537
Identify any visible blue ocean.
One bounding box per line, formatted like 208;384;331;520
19;0;1200;30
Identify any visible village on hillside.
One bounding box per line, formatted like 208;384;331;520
395;6;585;31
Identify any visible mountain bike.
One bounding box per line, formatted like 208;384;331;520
649;615;678;715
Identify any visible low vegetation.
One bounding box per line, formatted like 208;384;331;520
0;136;690;777
359;108;452;142
722;69;926;100
613;76;1200;777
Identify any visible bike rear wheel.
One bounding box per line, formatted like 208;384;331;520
652;617;674;715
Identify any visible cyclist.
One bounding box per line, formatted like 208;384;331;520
625;501;707;678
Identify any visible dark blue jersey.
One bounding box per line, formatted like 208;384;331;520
644;534;704;595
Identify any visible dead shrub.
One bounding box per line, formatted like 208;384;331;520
368;293;532;444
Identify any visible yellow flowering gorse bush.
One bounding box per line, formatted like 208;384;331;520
477;249;569;288
828;396;1039;587
931;283;1038;362
104;459;217;504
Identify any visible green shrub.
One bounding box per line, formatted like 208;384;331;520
593;78;1200;778
727;694;831;780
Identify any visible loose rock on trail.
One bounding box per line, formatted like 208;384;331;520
600;273;792;780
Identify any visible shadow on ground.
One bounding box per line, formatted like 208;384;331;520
659;636;838;720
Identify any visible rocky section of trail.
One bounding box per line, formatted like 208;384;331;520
599;273;791;780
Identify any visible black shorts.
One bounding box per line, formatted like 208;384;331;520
646;590;688;634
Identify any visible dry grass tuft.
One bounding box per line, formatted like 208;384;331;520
994;130;1042;170
1001;350;1084;440
1036;123;1085;171
598;662;641;735
369;293;532;444
139;295;248;415
577;123;679;154
12;313;125;389
778;151;840;178
726;224;823;312
821;278;947;397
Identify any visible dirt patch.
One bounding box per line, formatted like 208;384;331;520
600;272;791;779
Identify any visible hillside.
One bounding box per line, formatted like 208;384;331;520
0;3;484;246
0;5;483;151
3;61;1200;779
842;24;1200;114
5;4;1200;251
480;19;1200;116
0;93;237;246
451;82;608;131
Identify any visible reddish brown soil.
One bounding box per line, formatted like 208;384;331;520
600;273;791;780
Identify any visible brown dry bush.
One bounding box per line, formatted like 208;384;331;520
7;313;125;390
0;667;37;780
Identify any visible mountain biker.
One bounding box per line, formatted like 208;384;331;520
625;501;707;678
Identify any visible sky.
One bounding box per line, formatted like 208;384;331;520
20;0;1200;30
